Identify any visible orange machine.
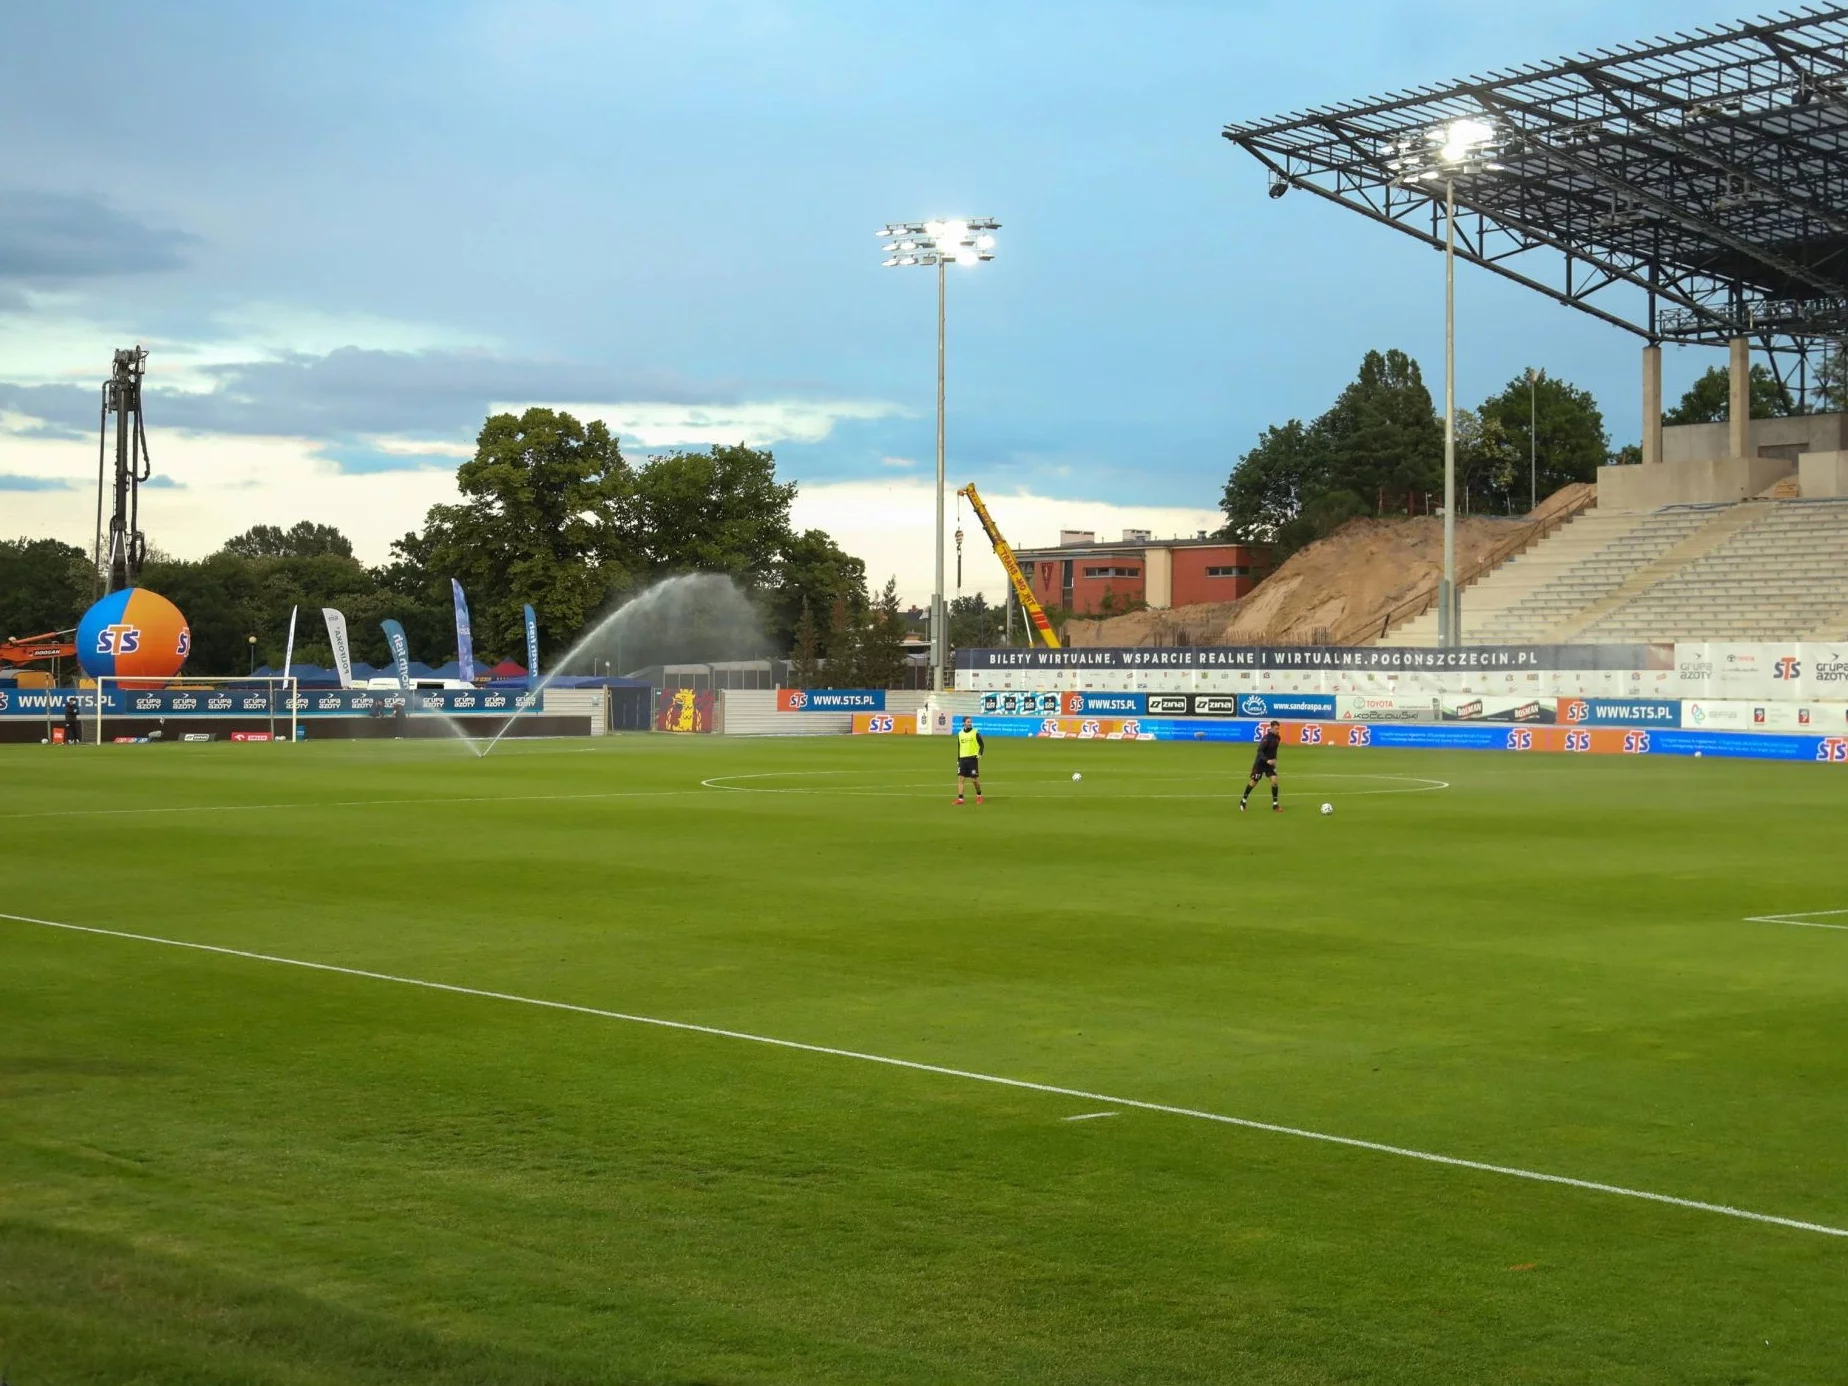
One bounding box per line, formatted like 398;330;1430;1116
1;630;76;676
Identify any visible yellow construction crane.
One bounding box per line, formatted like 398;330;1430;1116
955;483;1060;649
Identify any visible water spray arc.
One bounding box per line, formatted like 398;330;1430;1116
479;574;765;757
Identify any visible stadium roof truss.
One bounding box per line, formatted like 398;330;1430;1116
1223;6;1848;399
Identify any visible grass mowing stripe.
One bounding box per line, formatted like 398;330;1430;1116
0;786;705;821
7;908;1844;1243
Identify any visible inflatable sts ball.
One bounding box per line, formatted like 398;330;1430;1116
76;587;192;680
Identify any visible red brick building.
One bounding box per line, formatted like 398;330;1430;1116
1013;530;1271;617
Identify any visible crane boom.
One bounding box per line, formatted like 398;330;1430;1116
955;484;1060;649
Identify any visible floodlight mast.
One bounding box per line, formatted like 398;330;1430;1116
1387;118;1500;648
877;218;1000;691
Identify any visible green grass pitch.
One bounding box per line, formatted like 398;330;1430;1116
2;733;1845;1384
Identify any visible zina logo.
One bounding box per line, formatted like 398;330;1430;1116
1774;656;1801;680
97;623;141;654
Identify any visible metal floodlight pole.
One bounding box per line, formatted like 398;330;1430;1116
1442;175;1457;648
877;218;1000;691
935;254;947;690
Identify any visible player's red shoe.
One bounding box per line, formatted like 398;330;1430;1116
954;796;964;805
975;794;984;804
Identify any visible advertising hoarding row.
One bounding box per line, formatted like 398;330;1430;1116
0;687;541;719
966;713;1848;762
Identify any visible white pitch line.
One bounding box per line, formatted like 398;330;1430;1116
3;908;1844;1242
1745;912;1848;931
1063;1112;1120;1122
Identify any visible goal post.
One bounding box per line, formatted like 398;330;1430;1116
91;675;300;744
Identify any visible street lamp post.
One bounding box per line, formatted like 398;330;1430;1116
1389;118;1499;648
878;218;999;690
1528;366;1538;514
247;633;257;675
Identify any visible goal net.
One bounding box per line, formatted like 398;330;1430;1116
90;675;301;745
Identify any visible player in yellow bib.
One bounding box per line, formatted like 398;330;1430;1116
955;717;985;805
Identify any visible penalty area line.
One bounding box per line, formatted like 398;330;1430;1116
3;909;1843;1242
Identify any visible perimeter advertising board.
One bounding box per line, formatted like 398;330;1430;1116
775;689;885;712
0;687;541;719
966;713;1848;762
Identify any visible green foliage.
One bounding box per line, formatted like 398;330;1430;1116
0;536;92;638
1466;369;1610;511
394;408;634;659
824;595;862;686
222;522;355;560
788;599;822;689
949;592;1005;650
769;529;868;657
1815;343;1847;412
1663;364;1794;425
1220;350;1441;556
857;579;909;690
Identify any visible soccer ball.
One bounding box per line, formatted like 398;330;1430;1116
1693;751;1703;759
1072;772;1083;782
1320;802;1334;815
39;737;48;744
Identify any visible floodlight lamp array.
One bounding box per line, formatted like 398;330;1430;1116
1384;115;1506;184
878;217;1001;267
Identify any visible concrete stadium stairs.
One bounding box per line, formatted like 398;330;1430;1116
1391;499;1848;645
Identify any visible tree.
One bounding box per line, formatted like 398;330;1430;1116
222;521;354;559
0;537;93;638
1664;364;1794;424
629;443;796;587
948;592;1006;651
1220;418;1327;553
825;595;863;687
1318;348;1444;514
788;599;822;689
1814;341;1847;412
396;407;634;658
1220;349;1442;557
859;579;909;689
1472;369;1610;510
769;528;867;656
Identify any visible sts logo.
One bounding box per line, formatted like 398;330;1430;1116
96;623;141;655
1774;656;1801;681
785;690;808;709
1563;699;1591;723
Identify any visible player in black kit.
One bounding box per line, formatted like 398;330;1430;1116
1241;720;1282;812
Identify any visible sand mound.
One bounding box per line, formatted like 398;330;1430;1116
1063;485;1592;648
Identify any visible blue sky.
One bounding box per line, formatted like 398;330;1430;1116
0;0;1761;591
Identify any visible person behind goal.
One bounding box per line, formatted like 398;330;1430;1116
1241;719;1282;813
955;716;985;805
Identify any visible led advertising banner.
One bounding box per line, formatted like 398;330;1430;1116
958;643;1665;672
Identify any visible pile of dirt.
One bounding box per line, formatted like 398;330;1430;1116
1063;490;1590;648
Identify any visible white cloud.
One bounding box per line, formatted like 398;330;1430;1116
3;421;1218;613
363;433;476;458
0;428;458;563
790;478;1222;606
879;454;917;469
510;398;904;448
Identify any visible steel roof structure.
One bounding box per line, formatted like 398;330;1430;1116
1223;6;1848;399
